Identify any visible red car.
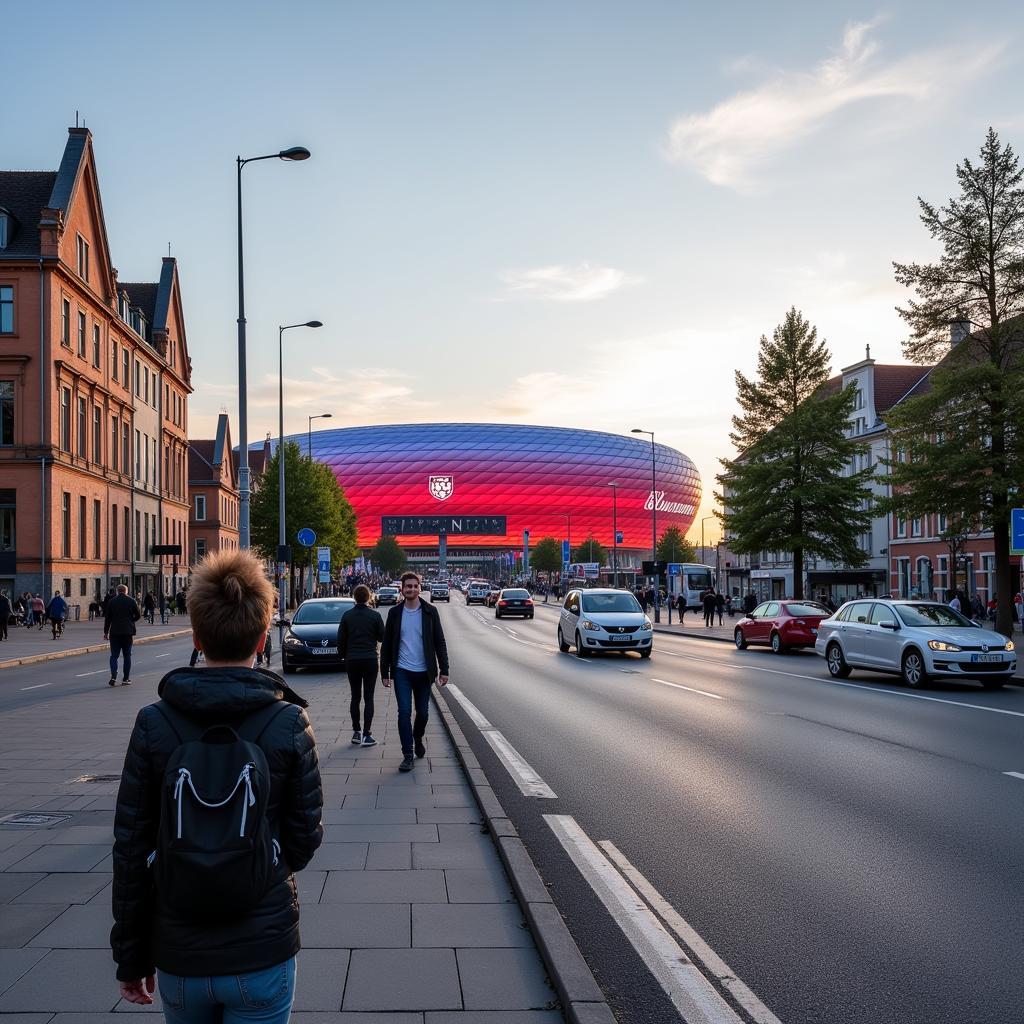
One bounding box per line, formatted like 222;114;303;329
734;600;831;654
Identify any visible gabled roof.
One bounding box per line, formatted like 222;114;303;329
871;364;932;413
0;171;57;257
47;129;89;215
188;440;217;481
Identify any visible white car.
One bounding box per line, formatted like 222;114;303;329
814;599;1016;689
466;583;490;605
558;588;653;658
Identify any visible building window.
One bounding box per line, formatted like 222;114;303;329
79;495;87;558
77;235;90;282
92;406;102;463
111;504;118;561
111;340;118;381
61;492;71;557
194;494;206;521
0;381;13;446
124;510;131;564
60;387;71;451
911;518;922;537
134;360;140;397
122;423;130;476
80;577;87;597
122;349;130;388
144;365;149;405
135;429;141;479
195;537;207;561
61;299;70;347
111;416;119;471
135;510;141;560
92;324;101;367
0;286;13;333
78;312;87;357
895;516;907;538
77;396;87;457
62;578;70;596
937;512;948;534
0;491;15;552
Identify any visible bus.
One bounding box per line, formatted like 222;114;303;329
668;563;716;610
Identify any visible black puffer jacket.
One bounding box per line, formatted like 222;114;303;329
110;667;323;982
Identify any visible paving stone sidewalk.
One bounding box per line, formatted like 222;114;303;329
0;668;562;1021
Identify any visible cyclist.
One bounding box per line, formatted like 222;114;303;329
46;590;69;639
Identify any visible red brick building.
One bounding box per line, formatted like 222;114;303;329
187;414;240;564
0;127;192;606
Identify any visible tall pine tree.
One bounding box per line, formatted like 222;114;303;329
716;308;874;598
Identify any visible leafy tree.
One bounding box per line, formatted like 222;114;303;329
886;128;1024;635
571;537;608;565
369;535;407;577
716;307;875;599
657;526;696;564
530;537;562;575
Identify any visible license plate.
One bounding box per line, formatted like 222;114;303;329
972;653;1003;663
312;647;338;655
610;635;631;641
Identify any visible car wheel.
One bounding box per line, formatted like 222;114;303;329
826;642;851;678
528;613;534;619
495;611;502;618
734;628;747;650
901;649;928;688
770;631;786;655
575;631;589;657
557;627;570;653
282;659;296;676
639;648;652;659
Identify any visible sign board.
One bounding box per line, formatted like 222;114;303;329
667;563;682;577
151;544;182;556
1012;508;1024;555
562;539;570;562
641;560;668;576
317;547;331;585
381;515;506;536
615;531;623;544
297;528;316;547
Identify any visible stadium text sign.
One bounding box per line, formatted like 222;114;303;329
645;491;695;516
381;515;507;536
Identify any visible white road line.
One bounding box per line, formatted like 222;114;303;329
74;670;108;677
544;815;743;1023
445;685;493;730
600;841;783;1024
20;683;51;691
651;678;724;701
1004;771;1024;781
657;649;1024;719
155;653;171;658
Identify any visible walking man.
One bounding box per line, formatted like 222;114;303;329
104;584;140;686
338;584;385;747
110;548;323;1018
0;590;10;641
702;588;717;628
381;571;449;773
46;590;69;639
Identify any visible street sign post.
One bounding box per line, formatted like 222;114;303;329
297;528;316;548
1012;508;1024;555
317;546;331;585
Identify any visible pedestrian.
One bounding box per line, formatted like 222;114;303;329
104;584;141;686
176;590;187;615
110;547;324;1018
676;592;686;624
971;593;985;620
702;588;717;628
380;571;450;773
0;590;11;641
159;591;169;625
949;591;962;613
338;584;385;747
143;591;156;625
743;591;757;615
715;590;726;626
31;594;44;629
46;590;69;639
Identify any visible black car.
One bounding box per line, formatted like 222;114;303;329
495;588;534;619
430;584;450;602
281;597;356;674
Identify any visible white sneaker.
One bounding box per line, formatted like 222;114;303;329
361;733;377;747
351;730;362;745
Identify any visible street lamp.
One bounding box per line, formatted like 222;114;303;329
608;482;619;588
278;321;322;648
632;428;659;622
237;145;311;550
308;413;332;459
701;515;717;583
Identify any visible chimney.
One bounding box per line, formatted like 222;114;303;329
950;319;971;345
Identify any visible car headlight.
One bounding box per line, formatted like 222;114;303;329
642;618;653;630
580;619;601;632
284;634;305;647
928;640;962;652
1004;640;1015;652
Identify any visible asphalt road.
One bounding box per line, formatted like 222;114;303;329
436;597;1024;1024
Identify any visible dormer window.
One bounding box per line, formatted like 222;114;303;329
0;210;9;249
76;235;90;282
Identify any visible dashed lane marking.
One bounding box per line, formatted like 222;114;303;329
651;678;725;701
1004;772;1024;781
74;670;108;677
19;683;51;691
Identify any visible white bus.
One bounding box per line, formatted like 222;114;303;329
668;563;716;610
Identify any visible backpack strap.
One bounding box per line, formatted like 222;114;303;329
236;701;293;746
154;699;292;747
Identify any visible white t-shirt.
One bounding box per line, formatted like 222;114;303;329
397;605;427;672
949;595;961;612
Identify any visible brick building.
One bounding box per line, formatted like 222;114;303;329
188;413;240;564
0;127;192;606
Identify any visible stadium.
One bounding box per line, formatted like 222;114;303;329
275;423;701;573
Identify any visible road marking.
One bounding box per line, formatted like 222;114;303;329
657;649;1024;719
600;841;783;1024
19;683;51;691
544;815;745;1023
445;684;556;798
1004;772;1024;781
155;653;171;658
651;678;724;701
74;670;108;677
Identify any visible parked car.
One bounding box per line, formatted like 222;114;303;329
430;583;450;602
733;600;831;654
281;597;356;674
376;586;400;606
814;599;1017;689
466;582;490;605
558;588;652;658
495;588;534;619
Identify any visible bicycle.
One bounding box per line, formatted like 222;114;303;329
52;618;66;639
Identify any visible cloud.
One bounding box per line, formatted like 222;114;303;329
499;262;641;303
665;20;1003;190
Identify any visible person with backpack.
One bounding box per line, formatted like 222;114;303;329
338;584;385;747
111;547;323;1019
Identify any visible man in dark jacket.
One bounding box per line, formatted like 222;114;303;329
338;584;385;747
111;548;323;1017
104;585;141;686
702;588;717;628
380;571;449;772
0;589;11;641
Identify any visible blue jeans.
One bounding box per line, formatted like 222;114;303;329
109;636;133;680
394;667;430;757
157;957;296;1023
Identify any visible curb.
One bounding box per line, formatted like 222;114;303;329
0;629;194;671
433;688;616;1024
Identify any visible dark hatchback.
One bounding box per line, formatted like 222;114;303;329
281;597;356;674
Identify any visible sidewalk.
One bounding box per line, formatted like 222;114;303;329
0;617;192;670
0;673;573;1021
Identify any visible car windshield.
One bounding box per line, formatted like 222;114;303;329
581;593;643;614
894;603;975;628
783;603;830;617
685;571;712;590
292;600;355;624
379;588;398;595
502;589;530;599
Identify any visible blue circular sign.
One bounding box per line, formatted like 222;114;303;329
297;528;316;547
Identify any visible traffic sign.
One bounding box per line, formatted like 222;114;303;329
615;531;623;544
1012;508;1024;555
297;528;316;547
562;539;570;562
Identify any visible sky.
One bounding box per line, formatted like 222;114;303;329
5;0;1022;543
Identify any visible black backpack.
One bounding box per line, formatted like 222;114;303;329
152;701;290;919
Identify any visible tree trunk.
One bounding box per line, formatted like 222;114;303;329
792;546;804;599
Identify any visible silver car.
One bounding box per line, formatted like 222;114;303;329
814;599;1016;689
558;588;653;658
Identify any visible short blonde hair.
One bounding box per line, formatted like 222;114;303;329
188;549;275;661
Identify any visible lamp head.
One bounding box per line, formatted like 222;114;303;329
305;320;323;328
321;413;333;419
279;147;311;161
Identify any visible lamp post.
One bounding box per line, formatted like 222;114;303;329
701;515;717;580
608;482;619;588
237;145;311;550
632;428;659;622
308;413;332;459
278;321;322;648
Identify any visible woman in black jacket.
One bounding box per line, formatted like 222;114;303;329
338;584;385;747
111;549;323;1020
